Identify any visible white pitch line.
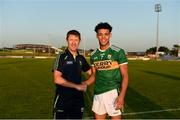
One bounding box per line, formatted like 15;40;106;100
123;108;180;116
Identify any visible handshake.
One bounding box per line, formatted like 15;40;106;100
75;82;87;92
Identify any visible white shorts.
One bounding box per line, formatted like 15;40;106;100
92;89;122;116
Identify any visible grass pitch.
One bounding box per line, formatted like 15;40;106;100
0;58;54;118
0;58;180;118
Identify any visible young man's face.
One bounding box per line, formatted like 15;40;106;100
67;34;80;52
96;29;112;48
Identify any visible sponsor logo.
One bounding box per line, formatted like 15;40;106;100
66;61;73;64
94;60;119;70
94;60;112;69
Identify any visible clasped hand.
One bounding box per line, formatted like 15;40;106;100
75;83;87;92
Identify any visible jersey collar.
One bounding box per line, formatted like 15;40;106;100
98;44;111;52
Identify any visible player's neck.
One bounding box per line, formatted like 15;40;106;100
68;48;77;56
100;44;110;51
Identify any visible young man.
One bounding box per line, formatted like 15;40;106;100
90;22;129;119
52;30;93;119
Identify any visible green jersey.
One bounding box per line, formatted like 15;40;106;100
90;45;128;95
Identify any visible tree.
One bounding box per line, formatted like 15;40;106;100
146;47;156;54
170;44;180;56
158;46;169;54
146;46;170;54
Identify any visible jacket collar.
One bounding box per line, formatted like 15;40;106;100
65;48;79;58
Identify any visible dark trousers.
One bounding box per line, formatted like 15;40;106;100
53;107;83;119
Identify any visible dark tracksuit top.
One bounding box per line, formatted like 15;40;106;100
53;49;90;110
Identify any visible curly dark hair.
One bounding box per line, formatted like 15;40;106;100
94;22;112;33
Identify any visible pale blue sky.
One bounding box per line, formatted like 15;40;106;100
0;0;179;52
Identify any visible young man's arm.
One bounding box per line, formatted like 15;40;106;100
115;64;129;110
54;70;87;91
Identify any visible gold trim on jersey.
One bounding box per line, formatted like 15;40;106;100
94;60;119;70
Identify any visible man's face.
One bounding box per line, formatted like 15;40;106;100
96;29;111;47
67;35;80;52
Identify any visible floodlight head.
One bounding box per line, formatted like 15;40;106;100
155;4;162;12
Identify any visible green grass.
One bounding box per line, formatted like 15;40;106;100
0;58;54;118
0;59;180;118
125;60;180;118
